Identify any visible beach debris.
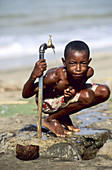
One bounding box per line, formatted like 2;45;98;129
16;144;39;160
0;125;111;161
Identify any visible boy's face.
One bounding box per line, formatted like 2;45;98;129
62;50;91;79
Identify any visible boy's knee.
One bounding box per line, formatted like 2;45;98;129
97;85;110;101
79;89;94;105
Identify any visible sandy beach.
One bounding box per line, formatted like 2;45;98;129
0;50;112;169
0;0;112;168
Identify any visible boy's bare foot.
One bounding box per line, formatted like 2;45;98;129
66;125;81;132
59;116;81;133
43;118;71;137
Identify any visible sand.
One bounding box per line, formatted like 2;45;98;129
0;50;112;169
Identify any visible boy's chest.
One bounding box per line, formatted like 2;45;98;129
55;77;85;91
55;79;69;91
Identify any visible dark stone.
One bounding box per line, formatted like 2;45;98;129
42;143;81;161
19;124;49;133
74;129;111;160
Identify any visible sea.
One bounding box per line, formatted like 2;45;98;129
0;0;112;70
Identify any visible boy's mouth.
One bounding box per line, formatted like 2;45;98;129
74;73;83;77
71;73;84;79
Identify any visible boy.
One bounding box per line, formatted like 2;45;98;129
22;40;110;137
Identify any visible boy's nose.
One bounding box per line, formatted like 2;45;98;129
76;64;81;71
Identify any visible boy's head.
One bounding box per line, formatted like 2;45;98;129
64;40;90;59
62;40;92;79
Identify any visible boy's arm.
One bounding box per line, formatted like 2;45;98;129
22;59;47;98
22;61;59;98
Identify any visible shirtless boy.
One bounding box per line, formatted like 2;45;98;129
22;40;110;137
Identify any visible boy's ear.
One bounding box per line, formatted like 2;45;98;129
88;58;92;64
61;57;66;66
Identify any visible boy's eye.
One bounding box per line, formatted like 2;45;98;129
69;61;77;65
81;62;87;65
82;61;88;65
69;61;87;65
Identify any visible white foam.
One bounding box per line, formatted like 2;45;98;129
0;42;36;59
0;27;112;61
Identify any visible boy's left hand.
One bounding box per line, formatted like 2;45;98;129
64;86;76;99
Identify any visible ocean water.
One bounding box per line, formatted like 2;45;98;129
0;0;112;70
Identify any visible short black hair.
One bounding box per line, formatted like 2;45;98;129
64;40;90;59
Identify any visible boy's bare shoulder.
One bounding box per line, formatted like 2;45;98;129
45;66;64;76
44;66;65;84
56;66;65;74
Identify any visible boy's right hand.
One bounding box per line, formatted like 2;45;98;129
30;59;47;80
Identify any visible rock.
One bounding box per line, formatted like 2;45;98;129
19;124;49;133
0;132;15;145
40;128;111;160
16;144;39;160
0;132;16;154
19;124;37;132
97;139;112;159
0;126;111;161
75;128;111;160
41;142;81;161
17;126;112;160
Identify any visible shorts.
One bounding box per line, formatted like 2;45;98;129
35;83;98;114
